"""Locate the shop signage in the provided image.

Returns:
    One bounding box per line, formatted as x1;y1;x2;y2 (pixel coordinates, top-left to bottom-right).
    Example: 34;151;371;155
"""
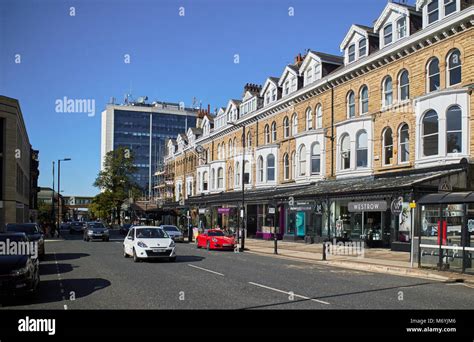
438;181;452;192
268;207;275;214
198;208;206;214
348;201;387;212
390;197;404;215
217;208;231;214
289;205;314;212
409;201;417;209
468;219;474;233
314;203;323;215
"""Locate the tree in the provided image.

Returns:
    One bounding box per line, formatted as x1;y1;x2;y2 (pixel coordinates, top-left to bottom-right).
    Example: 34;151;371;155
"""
93;147;141;224
89;191;114;221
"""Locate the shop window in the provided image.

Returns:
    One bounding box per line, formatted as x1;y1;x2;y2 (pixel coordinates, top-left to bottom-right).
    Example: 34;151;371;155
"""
267;154;275;181
305;107;313;131
347;91;355;118
257;156;264;182
422;110;439;156
356;130;368;168
311;143;321;175
360;85;369;115
446;105;462;154
447;49;461;87
399;123;410;163
382;127;393;165
427;58;440;92
399;70;410;101
299;145;307;176
340;134;351;170
283;153;290;180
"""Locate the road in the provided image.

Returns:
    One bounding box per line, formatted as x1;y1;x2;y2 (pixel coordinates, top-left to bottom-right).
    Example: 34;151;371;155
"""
1;230;473;310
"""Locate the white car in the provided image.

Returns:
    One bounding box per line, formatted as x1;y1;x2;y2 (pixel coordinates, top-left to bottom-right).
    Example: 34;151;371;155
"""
123;226;177;262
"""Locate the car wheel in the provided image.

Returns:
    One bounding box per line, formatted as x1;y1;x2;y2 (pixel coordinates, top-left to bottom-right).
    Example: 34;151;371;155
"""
106;237;110;242
133;248;139;262
169;256;176;262
206;241;211;251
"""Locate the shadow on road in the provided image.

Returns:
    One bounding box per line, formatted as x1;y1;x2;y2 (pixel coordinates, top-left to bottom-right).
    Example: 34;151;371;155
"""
145;255;205;263
43;253;89;262
39;263;75;276
0;278;111;307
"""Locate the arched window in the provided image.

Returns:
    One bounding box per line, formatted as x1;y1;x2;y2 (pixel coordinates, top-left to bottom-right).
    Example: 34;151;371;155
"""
348;44;356;63
356;130;368;168
283;116;290;138
227;167;233;189
347;91;355;118
446;105;462;153
315;104;322;129
233;137;237;155
305;107;313;130
360;86;369;115
311;143;321;175
299;145;307;176
216;143;220;159
422;110;439;156
427;58;440;92
264;124;270;144
211;169;216;190
382;127;393;165
383;76;393;106
359;38;367;57
399;123;409;163
267;154;275;181
271;121;277;142
399;70;409;101
447;49;461;86
235;162;240;187
217;167;224;189
383;24;393;45
244;161;250;184
291;151;296;179
283;153;290;180
257;156;264;182
197;172;201;192
340;134;351;170
246;131;252;149
292;113;298;136
228;139;233;157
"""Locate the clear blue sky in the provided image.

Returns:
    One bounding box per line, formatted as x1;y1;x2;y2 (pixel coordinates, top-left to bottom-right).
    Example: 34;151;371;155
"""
0;0;408;196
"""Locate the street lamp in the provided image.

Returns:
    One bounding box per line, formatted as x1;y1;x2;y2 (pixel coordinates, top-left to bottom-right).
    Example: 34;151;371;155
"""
57;158;71;234
228;122;246;252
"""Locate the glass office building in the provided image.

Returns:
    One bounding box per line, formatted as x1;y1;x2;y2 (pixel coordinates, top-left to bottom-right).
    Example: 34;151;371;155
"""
101;102;196;196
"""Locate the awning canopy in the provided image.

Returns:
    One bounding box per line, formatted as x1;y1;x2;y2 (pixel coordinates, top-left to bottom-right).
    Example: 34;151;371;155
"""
418;191;474;204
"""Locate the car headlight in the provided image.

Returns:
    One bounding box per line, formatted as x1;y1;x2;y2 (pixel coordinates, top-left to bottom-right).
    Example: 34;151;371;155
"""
169;241;176;248
212;238;218;243
137;241;148;248
11;266;28;276
87;230;93;235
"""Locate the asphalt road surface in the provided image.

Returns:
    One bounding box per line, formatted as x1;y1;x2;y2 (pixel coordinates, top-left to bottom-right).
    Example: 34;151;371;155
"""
1;230;473;310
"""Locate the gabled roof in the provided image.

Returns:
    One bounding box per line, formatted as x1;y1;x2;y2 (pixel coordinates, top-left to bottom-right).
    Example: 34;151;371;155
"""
187;127;202;137
178;133;188;143
278;65;299;87
340;24;377;51
374;2;420;32
260;77;280;97
416;0;429;10
299;51;344;73
167;138;177;146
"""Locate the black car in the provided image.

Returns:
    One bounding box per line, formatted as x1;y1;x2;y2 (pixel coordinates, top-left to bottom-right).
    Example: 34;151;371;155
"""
0;233;40;297
5;223;45;260
83;222;110;242
119;224;132;235
69;221;85;234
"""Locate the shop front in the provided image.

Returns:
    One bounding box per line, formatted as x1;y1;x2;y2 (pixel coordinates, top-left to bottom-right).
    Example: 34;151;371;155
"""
418;192;474;274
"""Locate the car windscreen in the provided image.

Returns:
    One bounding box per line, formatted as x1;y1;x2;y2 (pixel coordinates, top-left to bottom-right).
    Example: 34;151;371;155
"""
89;223;105;228
136;228;168;239
71;222;83;226
162;226;179;232
6;224;38;234
208;231;225;236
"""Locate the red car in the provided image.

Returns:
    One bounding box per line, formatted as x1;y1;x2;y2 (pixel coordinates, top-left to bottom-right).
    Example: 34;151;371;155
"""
196;229;236;250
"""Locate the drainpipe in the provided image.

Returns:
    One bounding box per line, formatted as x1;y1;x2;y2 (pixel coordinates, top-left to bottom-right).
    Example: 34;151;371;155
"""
330;83;335;178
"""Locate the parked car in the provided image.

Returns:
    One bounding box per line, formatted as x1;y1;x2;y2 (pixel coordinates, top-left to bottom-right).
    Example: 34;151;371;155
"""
83;222;109;242
0;232;40;297
69;221;85;234
60;221;71;230
123;226;176;262
5;223;45;260
196;229;236;250
159;225;184;242
119;224;132;236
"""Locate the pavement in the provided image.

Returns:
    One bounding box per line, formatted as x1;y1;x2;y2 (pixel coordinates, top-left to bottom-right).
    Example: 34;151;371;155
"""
0;230;473;310
243;238;474;284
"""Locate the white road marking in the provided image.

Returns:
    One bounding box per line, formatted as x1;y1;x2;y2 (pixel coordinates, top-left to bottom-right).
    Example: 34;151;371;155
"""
187;264;224;276
446;282;474;289
64;304;68;310
248;281;330;305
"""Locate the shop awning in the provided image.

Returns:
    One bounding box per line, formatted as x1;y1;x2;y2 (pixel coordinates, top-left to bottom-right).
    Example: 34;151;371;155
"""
418;191;474;204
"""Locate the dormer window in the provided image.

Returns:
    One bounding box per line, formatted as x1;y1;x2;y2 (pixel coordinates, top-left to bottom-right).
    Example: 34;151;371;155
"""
444;0;456;16
271;88;276;101
383;24;393;45
428;0;439;24
290;77;297;92
284;81;290;95
348;44;356;63
358;38;367;58
397;17;407;39
306;68;313;84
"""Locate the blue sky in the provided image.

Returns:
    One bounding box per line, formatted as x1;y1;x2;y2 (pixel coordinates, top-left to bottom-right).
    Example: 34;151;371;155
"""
0;0;409;196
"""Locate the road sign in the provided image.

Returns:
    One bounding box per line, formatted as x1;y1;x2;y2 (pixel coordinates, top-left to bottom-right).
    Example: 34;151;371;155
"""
409;201;416;209
268;207;275;214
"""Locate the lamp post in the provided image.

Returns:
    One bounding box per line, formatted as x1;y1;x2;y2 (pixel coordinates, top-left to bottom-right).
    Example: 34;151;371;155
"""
57;158;71;234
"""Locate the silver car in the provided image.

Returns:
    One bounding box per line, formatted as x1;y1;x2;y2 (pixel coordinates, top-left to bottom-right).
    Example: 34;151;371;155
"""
159;225;184;242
